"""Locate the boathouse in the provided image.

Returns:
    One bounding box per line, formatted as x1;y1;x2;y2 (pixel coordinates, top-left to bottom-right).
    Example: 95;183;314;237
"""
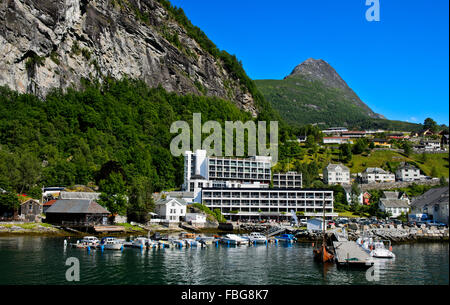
44;199;110;226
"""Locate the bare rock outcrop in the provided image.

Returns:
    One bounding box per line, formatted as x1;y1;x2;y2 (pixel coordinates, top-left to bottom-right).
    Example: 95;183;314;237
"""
0;0;257;116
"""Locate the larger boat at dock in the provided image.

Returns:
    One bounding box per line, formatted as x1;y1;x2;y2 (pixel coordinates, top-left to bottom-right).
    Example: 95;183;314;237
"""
356;237;395;259
220;234;248;245
99;237;123;250
248;232;268;244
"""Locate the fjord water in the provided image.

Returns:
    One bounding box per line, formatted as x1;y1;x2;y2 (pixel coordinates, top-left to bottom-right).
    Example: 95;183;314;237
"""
0;237;448;285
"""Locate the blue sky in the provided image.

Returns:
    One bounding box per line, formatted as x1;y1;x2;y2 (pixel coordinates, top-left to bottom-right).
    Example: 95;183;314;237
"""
170;0;449;125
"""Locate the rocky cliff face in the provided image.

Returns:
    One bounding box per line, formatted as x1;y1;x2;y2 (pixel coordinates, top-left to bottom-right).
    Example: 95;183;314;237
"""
287;58;384;119
0;0;257;115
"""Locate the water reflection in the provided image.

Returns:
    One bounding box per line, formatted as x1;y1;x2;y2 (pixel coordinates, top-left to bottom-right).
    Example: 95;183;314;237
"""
0;237;448;285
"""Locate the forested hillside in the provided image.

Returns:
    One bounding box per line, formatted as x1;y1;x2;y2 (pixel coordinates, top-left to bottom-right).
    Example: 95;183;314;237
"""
0;79;257;196
256;59;422;131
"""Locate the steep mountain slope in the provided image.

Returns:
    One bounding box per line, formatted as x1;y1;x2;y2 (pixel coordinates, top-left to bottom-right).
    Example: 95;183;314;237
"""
255;58;420;129
0;0;260;115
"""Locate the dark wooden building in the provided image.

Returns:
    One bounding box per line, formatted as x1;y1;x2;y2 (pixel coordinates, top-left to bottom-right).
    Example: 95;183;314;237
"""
20;199;42;222
45;199;110;226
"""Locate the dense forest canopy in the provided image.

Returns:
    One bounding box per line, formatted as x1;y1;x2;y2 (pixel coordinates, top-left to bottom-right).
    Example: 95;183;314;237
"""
0;78;275;196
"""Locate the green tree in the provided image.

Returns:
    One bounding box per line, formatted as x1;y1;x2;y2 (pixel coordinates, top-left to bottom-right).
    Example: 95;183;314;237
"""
351;182;361;205
402;141;413;157
431;166;439;178
0;193;20;213
339;143;352;163
423;118;438;132
98;172;128;216
127;176;155;223
352;138;368;155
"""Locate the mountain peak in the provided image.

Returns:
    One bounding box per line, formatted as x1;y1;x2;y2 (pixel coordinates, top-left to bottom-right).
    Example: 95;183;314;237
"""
287;58;350;91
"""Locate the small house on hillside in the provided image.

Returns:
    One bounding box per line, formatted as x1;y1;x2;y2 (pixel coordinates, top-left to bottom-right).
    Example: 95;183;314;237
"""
342;185;363;205
395;163;422;182
360;167;395;184
323;163;350;185
379;191;410;218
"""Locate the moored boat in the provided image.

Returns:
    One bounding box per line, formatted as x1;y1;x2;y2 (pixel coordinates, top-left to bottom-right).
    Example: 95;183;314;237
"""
183;239;198;247
131;237;150;249
195;235;215;245
356;237;395;259
274;234;296;243
99;237;123;250
220;234;247;245
248;232;268;244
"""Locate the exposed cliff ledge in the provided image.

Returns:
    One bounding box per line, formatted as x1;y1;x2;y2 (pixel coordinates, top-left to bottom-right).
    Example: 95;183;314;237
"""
0;0;257;116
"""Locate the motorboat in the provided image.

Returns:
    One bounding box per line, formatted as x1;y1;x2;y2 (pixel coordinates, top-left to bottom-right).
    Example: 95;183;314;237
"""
99;237;123;250
157;240;171;248
146;239;158;249
195;235;216;245
220;234;247;245
248;232;268;244
151;232;169;241
70;236;100;249
274;234;296;243
80;236;100;246
180;232;196;239
356;237;395;259
131;237;150;249
171;239;186;247
183;239;198;247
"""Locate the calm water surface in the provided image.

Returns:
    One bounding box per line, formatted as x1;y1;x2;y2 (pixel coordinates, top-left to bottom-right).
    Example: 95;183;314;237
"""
0;236;448;285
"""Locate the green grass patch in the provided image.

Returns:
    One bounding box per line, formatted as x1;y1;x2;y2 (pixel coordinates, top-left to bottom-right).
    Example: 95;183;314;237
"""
116;223;144;231
39;223;53;228
411;153;449;178
338;211;364;218
18;223;37;230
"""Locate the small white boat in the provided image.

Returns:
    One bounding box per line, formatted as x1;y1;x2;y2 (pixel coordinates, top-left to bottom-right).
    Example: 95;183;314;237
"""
195;236;216;245
184;239;198;247
100;237;123;250
171;239;186;247
220;234;247;245
80;236;100;246
146;239;158;248
357;237;395;259
248;232;268;244
131;237;150;249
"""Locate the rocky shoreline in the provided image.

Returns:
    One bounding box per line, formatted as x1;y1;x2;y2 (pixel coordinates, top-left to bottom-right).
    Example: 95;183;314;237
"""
1;222;448;244
294;226;449;244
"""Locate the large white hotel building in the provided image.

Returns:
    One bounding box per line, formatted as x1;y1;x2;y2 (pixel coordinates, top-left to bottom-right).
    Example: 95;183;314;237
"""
182;150;336;220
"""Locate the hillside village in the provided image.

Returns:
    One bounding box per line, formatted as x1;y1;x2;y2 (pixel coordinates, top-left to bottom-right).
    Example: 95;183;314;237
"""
1;121;448;233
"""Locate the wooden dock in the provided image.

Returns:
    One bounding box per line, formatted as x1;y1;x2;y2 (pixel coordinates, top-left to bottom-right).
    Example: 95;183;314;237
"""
333;241;374;267
93;226;125;233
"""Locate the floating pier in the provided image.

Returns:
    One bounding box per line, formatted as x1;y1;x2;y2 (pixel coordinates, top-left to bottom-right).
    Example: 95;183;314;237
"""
333;241;374;267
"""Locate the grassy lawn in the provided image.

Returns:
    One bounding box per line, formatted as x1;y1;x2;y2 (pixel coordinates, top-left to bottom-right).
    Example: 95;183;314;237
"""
116;223;145;232
337;211;367;218
349;150;409;173
411;153;449;178
283;148;449;178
